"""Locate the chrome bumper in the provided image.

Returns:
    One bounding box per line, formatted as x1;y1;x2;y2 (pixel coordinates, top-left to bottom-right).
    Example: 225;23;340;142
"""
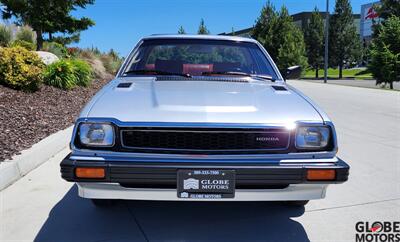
77;182;328;201
61;153;349;201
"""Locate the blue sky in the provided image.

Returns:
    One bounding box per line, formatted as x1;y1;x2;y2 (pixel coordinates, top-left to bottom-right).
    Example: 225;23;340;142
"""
2;0;374;56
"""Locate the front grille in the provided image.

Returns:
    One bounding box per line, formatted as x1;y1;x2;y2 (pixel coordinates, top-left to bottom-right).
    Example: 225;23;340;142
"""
120;128;290;154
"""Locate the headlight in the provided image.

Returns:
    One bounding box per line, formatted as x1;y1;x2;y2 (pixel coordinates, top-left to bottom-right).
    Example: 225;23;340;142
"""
79;123;114;146
295;126;330;149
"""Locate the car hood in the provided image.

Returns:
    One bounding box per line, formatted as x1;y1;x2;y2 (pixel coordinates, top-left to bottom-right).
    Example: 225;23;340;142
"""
82;77;323;125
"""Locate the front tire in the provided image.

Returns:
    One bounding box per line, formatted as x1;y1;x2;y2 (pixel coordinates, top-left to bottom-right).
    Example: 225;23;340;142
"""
285;200;309;206
91;199;115;207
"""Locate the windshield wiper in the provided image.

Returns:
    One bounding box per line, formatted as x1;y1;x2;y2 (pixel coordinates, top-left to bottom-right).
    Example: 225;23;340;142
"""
202;71;275;82
124;69;191;78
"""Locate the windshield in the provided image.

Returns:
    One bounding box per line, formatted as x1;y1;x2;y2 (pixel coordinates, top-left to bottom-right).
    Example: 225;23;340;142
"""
122;38;279;79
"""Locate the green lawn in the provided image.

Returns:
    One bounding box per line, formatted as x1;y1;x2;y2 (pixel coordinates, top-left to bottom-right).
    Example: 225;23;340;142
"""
304;68;373;79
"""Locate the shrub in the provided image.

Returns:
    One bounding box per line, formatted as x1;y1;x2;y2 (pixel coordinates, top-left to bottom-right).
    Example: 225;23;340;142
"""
0;47;45;91
76;48;121;79
10;40;36;51
44;60;77;90
100;54;122;74
85;57;109;79
0;25;12;47
67;47;79;57
77;50;107;79
42;42;68;58
102;49;123;74
78;48;98;59
70;59;93;87
44;59;93;90
15;26;36;44
368;16;400;89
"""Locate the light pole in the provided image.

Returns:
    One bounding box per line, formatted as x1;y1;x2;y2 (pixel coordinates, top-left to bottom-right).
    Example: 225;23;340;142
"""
324;0;330;83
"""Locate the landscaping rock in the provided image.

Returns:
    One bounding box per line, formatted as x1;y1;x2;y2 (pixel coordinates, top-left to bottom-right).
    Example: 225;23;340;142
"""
35;51;59;65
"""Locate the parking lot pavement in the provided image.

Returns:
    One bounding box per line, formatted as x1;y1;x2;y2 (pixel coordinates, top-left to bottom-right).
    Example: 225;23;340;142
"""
300;78;400;91
1;80;399;242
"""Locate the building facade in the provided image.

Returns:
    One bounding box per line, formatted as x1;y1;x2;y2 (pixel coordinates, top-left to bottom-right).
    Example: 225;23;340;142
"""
220;11;362;37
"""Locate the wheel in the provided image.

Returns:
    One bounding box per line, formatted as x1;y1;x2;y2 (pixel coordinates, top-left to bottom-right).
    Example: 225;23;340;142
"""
91;199;115;207
284;200;309;206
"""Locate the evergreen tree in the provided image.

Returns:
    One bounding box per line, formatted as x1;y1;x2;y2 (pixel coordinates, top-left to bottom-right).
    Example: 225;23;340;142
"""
375;0;400;20
371;0;400;38
252;3;307;72
197;19;210;35
304;7;324;78
368;16;400;89
0;0;95;50
251;1;279;60
276;7;308;71
328;0;361;78
178;26;186;34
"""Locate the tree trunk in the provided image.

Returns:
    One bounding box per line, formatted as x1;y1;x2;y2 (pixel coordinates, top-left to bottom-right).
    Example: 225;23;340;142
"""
315;66;319;79
49;32;53;41
390;82;393;89
339;64;343;79
36;30;44;51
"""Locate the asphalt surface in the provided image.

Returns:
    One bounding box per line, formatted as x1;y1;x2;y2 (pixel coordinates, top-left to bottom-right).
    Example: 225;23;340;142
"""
301;78;400;91
1;80;399;242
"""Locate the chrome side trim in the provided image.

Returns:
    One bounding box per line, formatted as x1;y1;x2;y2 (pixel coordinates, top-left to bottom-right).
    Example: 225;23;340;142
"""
70;118;337;160
69;156;105;161
120;129;289;133
75;117;302;128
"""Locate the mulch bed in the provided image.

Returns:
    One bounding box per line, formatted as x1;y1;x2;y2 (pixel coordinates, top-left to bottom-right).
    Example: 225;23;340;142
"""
0;79;110;161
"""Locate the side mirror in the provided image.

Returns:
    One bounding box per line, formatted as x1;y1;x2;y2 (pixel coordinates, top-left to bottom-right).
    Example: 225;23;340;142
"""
284;66;302;80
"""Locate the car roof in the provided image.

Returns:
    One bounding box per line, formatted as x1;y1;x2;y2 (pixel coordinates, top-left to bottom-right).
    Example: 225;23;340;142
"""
142;34;258;43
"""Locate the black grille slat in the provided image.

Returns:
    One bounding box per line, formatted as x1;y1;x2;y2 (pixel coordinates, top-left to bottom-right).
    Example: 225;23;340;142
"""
121;128;290;153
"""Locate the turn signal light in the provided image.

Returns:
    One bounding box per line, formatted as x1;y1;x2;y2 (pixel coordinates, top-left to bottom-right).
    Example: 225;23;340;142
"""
307;169;336;181
75;167;105;179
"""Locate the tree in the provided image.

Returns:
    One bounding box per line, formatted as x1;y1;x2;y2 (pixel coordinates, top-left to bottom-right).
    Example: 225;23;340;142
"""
368;16;400;89
252;3;307;72
178;26;186;34
52;33;81;45
371;0;400;38
328;0;361;78
251;1;279;60
0;0;95;50
276;7;308;71
197;18;210;35
304;7;324;78
374;0;400;20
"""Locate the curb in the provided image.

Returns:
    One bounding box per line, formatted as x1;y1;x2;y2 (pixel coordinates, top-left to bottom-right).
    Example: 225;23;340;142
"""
0;126;73;191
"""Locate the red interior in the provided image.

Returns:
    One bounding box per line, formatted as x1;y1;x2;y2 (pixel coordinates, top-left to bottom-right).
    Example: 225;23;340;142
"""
145;64;155;70
145;63;213;75
183;64;213;75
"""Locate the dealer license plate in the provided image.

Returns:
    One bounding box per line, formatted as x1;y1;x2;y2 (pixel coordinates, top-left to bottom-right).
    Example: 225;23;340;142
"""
177;170;235;199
